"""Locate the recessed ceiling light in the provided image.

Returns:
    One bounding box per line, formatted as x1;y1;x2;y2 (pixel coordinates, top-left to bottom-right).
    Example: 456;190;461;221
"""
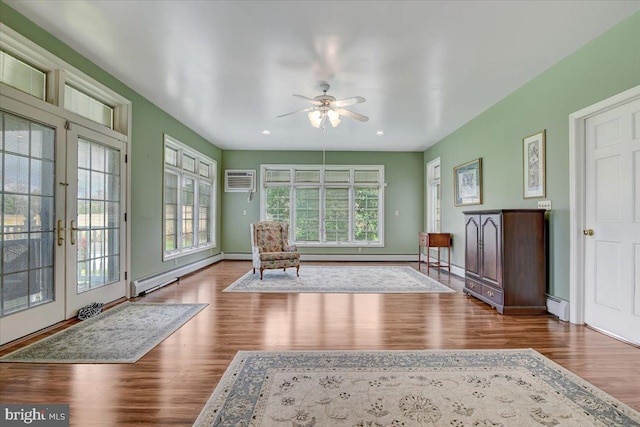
376;130;384;136
261;130;271;135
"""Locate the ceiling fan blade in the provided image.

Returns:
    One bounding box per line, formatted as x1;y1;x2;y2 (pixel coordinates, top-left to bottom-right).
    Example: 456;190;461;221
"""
293;94;322;105
331;96;366;108
277;107;314;118
336;108;369;122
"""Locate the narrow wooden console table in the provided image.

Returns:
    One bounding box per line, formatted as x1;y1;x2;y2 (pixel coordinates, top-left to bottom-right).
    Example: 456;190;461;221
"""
419;232;451;273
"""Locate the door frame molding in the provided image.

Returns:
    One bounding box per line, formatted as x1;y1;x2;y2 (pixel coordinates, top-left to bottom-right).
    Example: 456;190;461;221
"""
568;84;640;324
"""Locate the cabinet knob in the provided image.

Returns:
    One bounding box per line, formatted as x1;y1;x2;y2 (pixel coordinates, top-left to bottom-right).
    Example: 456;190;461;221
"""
583;229;594;236
487;290;494;297
469;283;475;289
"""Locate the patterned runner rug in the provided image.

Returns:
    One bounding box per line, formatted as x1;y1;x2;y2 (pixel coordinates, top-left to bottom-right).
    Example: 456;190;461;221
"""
0;302;207;363
194;349;640;426
223;265;454;293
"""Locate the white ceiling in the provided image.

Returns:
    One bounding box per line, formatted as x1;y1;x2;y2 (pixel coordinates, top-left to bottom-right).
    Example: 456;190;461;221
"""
6;1;640;152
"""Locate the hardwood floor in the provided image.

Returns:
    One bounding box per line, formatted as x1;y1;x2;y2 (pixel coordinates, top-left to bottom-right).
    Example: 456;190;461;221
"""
1;260;639;425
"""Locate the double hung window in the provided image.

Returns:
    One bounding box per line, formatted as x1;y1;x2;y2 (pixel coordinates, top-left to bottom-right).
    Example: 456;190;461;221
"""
163;135;216;259
261;165;384;246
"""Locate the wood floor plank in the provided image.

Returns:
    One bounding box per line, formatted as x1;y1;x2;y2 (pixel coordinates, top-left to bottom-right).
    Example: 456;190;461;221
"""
1;260;638;425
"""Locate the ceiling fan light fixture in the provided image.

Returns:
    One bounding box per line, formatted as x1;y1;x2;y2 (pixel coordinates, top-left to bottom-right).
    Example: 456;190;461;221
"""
308;110;322;128
280;83;367;129
327;109;341;127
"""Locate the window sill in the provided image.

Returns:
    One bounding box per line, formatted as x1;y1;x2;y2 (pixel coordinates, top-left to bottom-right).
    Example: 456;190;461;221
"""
163;244;216;261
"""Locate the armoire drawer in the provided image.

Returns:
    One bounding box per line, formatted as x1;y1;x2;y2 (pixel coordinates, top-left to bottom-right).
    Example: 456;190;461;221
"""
465;279;482;294
482;286;503;305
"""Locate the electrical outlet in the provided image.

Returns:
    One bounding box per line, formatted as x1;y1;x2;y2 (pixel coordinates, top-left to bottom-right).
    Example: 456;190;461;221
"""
537;200;552;210
242;210;247;216
394;210;399;216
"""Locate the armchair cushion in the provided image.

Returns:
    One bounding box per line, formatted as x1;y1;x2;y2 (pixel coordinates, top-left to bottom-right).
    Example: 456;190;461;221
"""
260;251;301;262
255;222;286;253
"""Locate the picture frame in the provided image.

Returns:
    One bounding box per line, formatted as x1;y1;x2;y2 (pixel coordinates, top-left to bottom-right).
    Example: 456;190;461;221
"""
453;158;482;206
523;130;546;199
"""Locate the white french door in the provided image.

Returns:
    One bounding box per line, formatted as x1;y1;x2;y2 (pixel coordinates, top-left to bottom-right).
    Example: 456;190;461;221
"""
1;99;127;344
65;124;126;318
0;103;67;344
584;97;640;345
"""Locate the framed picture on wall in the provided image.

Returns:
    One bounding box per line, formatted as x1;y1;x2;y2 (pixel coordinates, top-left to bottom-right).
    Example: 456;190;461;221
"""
453;158;482;206
523;130;546;198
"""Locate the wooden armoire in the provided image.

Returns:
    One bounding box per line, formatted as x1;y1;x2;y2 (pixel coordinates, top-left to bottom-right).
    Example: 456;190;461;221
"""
463;209;547;314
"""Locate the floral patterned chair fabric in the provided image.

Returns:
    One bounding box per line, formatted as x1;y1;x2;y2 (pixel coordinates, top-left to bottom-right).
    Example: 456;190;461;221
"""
251;221;300;280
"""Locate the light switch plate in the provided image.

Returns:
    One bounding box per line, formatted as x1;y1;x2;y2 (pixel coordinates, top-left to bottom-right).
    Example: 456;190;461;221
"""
537;200;552;210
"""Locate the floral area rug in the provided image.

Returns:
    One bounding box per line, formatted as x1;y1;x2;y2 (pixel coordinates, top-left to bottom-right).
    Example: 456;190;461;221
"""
223;265;454;293
194;349;640;426
0;302;207;363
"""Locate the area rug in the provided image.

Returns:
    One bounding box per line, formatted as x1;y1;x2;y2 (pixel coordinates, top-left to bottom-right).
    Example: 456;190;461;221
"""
0;302;207;363
194;349;640;426
223;265;454;293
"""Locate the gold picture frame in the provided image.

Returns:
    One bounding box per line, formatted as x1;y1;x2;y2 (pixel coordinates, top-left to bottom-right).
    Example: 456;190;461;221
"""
453;158;482;206
523;130;546;199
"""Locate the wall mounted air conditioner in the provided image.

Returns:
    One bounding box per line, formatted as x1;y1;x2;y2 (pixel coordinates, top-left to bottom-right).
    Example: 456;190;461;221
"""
225;169;256;192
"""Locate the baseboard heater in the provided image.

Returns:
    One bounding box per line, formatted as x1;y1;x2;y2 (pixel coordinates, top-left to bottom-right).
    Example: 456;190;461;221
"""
546;294;569;321
131;254;223;297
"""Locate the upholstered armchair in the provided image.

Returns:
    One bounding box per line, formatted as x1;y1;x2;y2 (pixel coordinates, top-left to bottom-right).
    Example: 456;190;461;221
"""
251;221;301;280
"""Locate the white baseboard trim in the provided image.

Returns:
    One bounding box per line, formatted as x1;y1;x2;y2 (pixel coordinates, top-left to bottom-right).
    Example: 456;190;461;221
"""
301;254;417;261
422;255;465;278
223;253;252;260
546;295;570;321
131;253;224;296
223;253;420;262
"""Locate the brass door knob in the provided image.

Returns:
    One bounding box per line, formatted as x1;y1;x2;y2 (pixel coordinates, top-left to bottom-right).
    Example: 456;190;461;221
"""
583;229;594;236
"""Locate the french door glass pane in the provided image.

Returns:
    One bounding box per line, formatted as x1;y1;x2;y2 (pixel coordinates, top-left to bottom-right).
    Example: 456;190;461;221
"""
325;188;349;242
76;138;120;293
295;188;319;242
1;112;55;316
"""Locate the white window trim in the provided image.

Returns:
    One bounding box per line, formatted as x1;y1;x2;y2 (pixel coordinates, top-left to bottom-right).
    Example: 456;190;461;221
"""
260;164;385;247
426;157;441;233
163;134;217;260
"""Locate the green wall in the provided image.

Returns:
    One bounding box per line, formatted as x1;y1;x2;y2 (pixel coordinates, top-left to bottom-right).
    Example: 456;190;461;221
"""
424;11;640;300
1;2;224;281
222;150;424;255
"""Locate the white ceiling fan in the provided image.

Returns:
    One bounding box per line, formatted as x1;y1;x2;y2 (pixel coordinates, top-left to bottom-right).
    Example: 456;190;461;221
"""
277;81;369;128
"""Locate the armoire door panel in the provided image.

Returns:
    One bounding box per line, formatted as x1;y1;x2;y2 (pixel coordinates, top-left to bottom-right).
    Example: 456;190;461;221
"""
465;215;480;279
481;214;502;288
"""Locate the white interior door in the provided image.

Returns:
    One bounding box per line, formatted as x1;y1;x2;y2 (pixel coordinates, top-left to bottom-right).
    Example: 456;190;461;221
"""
65;123;126;318
584;98;640;345
0;104;66;344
